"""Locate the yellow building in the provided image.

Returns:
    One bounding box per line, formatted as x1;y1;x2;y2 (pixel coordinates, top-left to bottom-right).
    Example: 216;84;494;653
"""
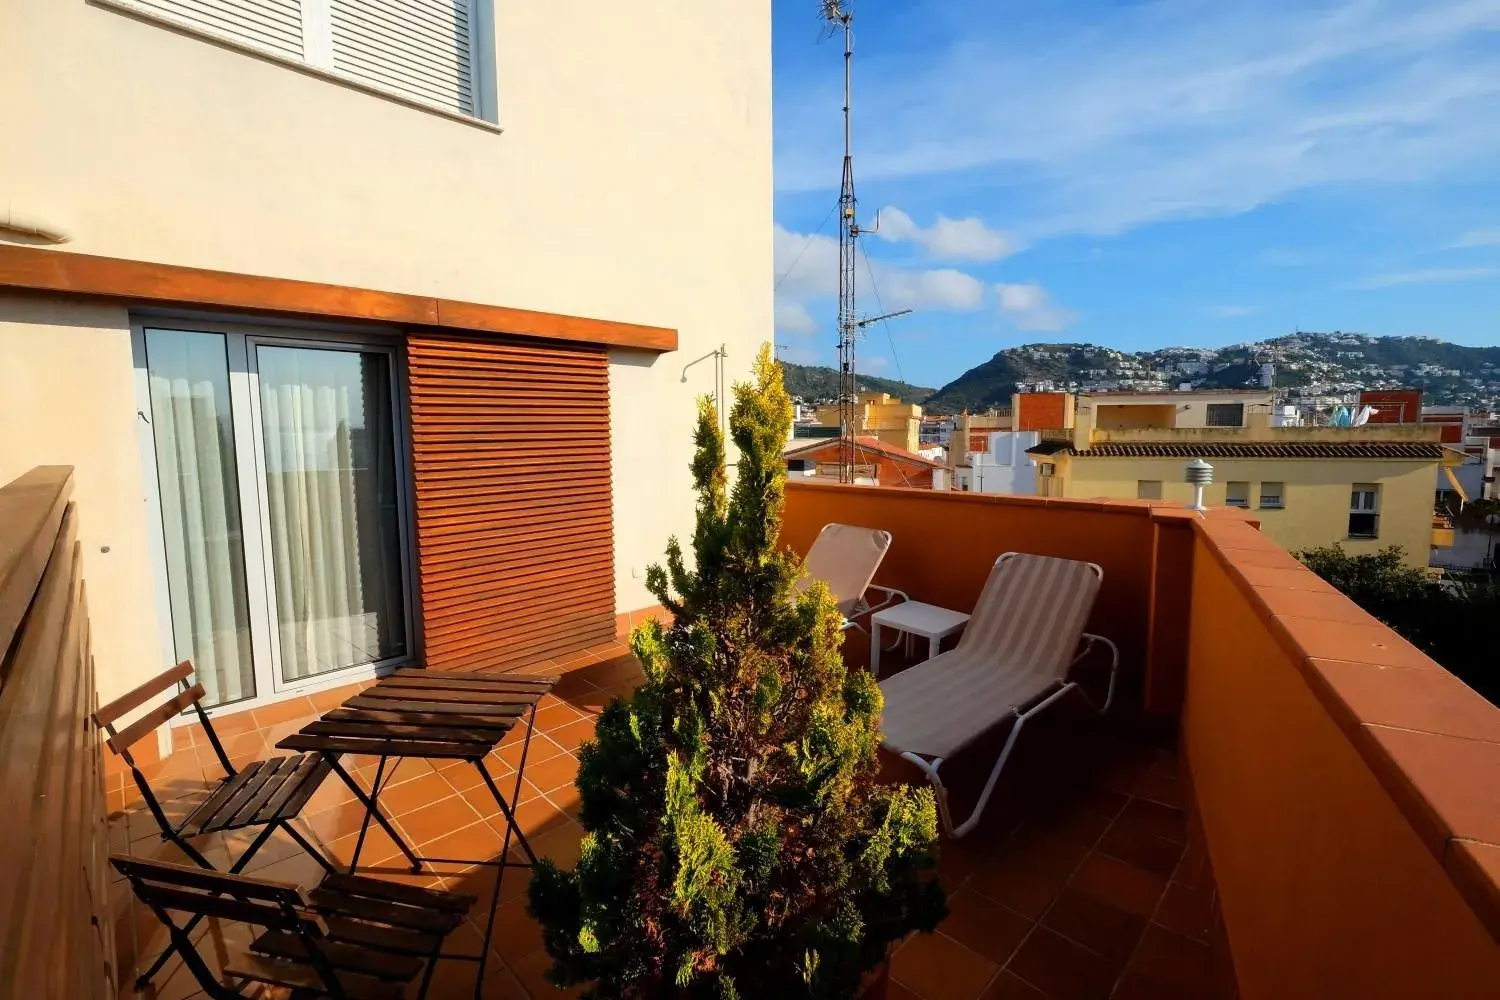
815;392;923;453
1026;394;1456;567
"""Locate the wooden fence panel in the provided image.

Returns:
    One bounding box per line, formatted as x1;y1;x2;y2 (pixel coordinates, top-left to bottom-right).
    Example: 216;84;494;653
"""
0;466;114;999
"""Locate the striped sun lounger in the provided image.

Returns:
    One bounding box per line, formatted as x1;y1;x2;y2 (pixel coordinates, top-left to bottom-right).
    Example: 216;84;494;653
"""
878;552;1118;838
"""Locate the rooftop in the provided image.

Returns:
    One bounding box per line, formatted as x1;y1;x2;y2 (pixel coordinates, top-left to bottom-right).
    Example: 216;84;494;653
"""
1030;440;1450;459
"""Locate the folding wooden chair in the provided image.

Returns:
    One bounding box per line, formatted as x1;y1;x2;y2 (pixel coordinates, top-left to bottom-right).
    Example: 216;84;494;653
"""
112;855;474;1000
96;660;338;987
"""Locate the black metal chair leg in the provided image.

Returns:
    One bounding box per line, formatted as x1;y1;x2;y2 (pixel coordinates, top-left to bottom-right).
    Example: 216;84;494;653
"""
135;822;280;988
327;754;422;873
280;818;338;876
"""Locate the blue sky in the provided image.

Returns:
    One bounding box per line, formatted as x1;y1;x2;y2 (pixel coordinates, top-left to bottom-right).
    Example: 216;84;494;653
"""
771;0;1500;388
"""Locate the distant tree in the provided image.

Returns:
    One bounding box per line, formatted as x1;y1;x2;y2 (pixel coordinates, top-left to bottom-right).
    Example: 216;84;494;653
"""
1296;544;1498;707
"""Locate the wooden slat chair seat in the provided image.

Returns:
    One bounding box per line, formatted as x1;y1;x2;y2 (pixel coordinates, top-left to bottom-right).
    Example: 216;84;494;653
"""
111;856;475;1000
180;753;333;837
93;660;338;989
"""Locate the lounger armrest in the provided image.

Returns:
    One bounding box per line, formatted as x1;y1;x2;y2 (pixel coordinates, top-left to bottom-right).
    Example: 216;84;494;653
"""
863;585;908;615
1071;633;1119;715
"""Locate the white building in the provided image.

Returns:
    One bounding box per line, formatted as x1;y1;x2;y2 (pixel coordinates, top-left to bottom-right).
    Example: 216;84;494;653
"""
954;431;1041;494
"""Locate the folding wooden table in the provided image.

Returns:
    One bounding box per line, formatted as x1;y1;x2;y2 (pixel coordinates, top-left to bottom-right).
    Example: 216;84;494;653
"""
276;667;558;999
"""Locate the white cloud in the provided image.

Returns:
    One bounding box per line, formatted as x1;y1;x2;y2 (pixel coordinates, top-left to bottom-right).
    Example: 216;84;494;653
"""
775;1;1500;238
1356;267;1499;288
1212;305;1257;318
774;222;987;339
775;301;819;337
1452;229;1500;248
876;207;1015;262
996;282;1076;332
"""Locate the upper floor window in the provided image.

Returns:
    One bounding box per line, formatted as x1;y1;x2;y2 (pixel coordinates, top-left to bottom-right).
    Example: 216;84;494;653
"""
1349;485;1380;538
1225;481;1250;508
1205;402;1245;427
105;0;491;120
1137;480;1163;500
1259;482;1284;509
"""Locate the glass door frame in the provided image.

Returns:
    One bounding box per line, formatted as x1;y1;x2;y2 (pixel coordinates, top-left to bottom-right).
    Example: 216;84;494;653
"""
131;313;419;720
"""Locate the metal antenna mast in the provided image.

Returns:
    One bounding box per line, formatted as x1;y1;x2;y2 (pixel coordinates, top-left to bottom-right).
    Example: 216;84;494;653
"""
823;0;861;483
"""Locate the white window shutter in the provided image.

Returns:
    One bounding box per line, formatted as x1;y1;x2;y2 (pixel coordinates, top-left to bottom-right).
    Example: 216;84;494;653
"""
328;0;475;115
120;0;305;61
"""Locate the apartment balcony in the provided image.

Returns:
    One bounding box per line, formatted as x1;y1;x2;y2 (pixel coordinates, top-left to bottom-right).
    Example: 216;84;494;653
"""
4;470;1499;1000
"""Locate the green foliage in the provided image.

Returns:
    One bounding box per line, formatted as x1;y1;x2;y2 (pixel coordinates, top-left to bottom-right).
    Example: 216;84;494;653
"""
529;345;946;998
1296;543;1499;708
779;362;935;405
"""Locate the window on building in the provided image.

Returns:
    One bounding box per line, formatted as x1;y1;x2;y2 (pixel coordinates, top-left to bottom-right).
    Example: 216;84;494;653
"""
138;322;413;708
1225;482;1250;508
104;0;493;121
1205;403;1245;427
1260;482;1284;509
1137;480;1163;500
1349;485;1380;538
1039;462;1057;477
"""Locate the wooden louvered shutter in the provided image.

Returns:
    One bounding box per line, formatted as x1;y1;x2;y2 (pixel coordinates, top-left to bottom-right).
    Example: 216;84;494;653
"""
407;334;616;672
112;0;304;60
329;0;476;116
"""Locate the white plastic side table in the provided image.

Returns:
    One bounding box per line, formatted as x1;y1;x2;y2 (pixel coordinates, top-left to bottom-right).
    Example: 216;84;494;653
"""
870;601;970;678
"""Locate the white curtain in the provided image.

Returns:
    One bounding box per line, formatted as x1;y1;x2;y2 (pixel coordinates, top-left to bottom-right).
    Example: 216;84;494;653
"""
149;368;255;706
259;379;369;681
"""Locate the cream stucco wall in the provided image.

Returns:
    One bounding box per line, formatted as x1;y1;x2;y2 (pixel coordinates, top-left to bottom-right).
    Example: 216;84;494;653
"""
1057;455;1439;567
0;296;166;703
0;0;772;698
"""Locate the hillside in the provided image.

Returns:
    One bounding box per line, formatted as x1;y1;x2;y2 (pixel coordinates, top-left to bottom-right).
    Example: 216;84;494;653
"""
921;332;1500;414
780;362;935;404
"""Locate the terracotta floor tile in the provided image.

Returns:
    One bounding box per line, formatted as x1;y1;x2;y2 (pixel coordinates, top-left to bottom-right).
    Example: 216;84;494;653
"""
488;896;546;962
1005;927;1118;1000
549;718;600;752
489;793;568;843
397;794;484;848
1041;887;1146;966
525;751;581;794
510;944;585;999
249;695;317;729
379;771;462;817
534;701;586;733
938;887;1033;966
889;981;923;1000
1114;798;1187;845
1021;788;1113;842
1124;924;1216;999
966;829;1091;920
497;730;565;769
441;758;512;794
891;930;998;1000
520;821;584;870
302;798;380;843
1069;854;1167;918
545;780;583;819
1133;769;1186;809
420;819;510;870
327;825;407;871
979;972;1050;1000
1153;882;1215;943
1096;823;1184;879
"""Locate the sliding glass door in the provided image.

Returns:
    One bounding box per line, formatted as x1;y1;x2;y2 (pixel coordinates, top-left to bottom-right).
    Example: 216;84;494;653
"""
139;323;412;709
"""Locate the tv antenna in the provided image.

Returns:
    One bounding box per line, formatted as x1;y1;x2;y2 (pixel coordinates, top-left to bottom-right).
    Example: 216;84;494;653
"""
820;1;910;482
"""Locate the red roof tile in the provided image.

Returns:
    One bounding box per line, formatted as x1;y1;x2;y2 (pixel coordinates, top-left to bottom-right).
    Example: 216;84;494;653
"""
1027;441;1447;460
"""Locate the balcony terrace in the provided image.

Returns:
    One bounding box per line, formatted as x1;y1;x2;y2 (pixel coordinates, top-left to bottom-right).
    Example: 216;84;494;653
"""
3;470;1497;1000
